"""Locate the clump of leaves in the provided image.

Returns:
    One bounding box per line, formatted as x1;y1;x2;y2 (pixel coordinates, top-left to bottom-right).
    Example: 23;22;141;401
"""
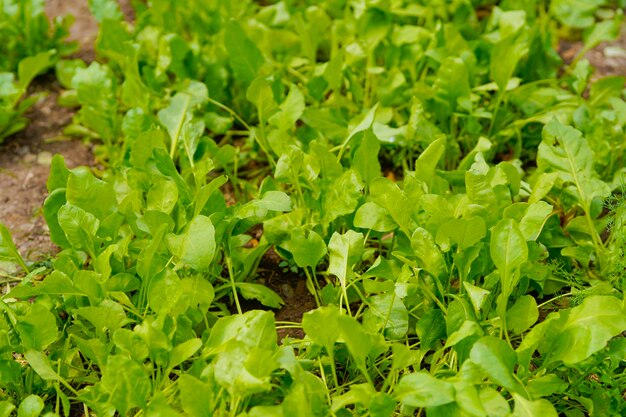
1;0;626;416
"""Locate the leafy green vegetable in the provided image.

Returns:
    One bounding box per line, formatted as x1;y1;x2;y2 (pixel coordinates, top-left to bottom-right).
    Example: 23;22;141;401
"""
2;1;626;416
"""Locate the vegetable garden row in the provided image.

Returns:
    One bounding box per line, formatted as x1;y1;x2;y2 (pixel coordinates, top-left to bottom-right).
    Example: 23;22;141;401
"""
1;1;625;416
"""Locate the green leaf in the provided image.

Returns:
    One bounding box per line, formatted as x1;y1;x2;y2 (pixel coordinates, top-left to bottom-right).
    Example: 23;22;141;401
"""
268;84;305;131
214;345;275;397
282;228;327;269
517;202;553;241
17;51;53;89
247;77;278;124
194;175;228;217
511;394;558;417
147;270;184;316
322;169;364;224
444;320;483;349
16;395;44;417
327;230;364;286
224;21;265;83
181;275;215;311
43;189;70;248
113;329;149;362
491;32;529;93
463;282;490;314
550;0;606;28
436;217;486;252
0;223;28;272
166;215;216;270
347;104;379;144
528;172;559;204
414;136;446;188
469;336;523;394
152;148;193;202
178;375;215;417
168;338;202;369
147;179;178;215
394;372;455;408
95;18;132;63
526;374;569;399
479;387;510;416
433;57;471;119
583;11;623;52
16;304;58;351
411;228;448;279
506;295;538;334
369;178;412;234
57;204;100;256
358;7;391;49
206;310;276;352
537;120;610;211
589;76;625;107
158;92;192;157
46;154;71;192
66;167;117;221
453;381;487;417
301;108;348;140
0;402;16;417
88;0;123;22
490;218;527;297
352;129;381;187
302;306;341;355
363;292;409;340
236;282;284;309
257;191;292;212
99;355;151;415
354;202;396;232
415;309;446;352
337;314;375;375
546;296;626;366
24;350;61;382
71;62;118;140
75;300;131;333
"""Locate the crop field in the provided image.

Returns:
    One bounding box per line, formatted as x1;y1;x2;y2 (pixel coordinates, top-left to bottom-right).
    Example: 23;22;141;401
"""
1;1;626;416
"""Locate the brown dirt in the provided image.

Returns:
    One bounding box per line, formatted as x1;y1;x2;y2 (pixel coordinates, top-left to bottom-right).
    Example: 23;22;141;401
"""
236;249;317;341
0;79;93;262
260;268;317;341
560;24;626;78
46;0;99;62
0;0;131;265
46;0;135;62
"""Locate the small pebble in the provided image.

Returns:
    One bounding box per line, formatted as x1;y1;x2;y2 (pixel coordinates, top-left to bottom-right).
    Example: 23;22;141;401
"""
281;283;295;299
37;151;53;166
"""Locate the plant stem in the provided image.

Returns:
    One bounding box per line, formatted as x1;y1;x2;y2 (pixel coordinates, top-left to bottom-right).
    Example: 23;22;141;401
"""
208;98;251;131
226;255;242;315
304;267;321;307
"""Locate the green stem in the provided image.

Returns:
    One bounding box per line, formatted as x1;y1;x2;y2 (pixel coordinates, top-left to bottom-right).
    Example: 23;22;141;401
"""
328;352;340;391
415;269;447;313
226;256;242;315
487;92;504;137
304;267;321;307
208;98;251;131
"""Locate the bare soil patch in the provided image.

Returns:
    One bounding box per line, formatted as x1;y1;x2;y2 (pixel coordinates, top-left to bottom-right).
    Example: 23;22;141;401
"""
560;24;626;78
0;1;134;263
0;79;92;261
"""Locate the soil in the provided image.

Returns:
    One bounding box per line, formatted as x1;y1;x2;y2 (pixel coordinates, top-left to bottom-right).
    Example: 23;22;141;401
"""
0;78;93;261
560;24;626;79
0;0;134;264
46;0;99;62
258;267;317;342
234;248;318;341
